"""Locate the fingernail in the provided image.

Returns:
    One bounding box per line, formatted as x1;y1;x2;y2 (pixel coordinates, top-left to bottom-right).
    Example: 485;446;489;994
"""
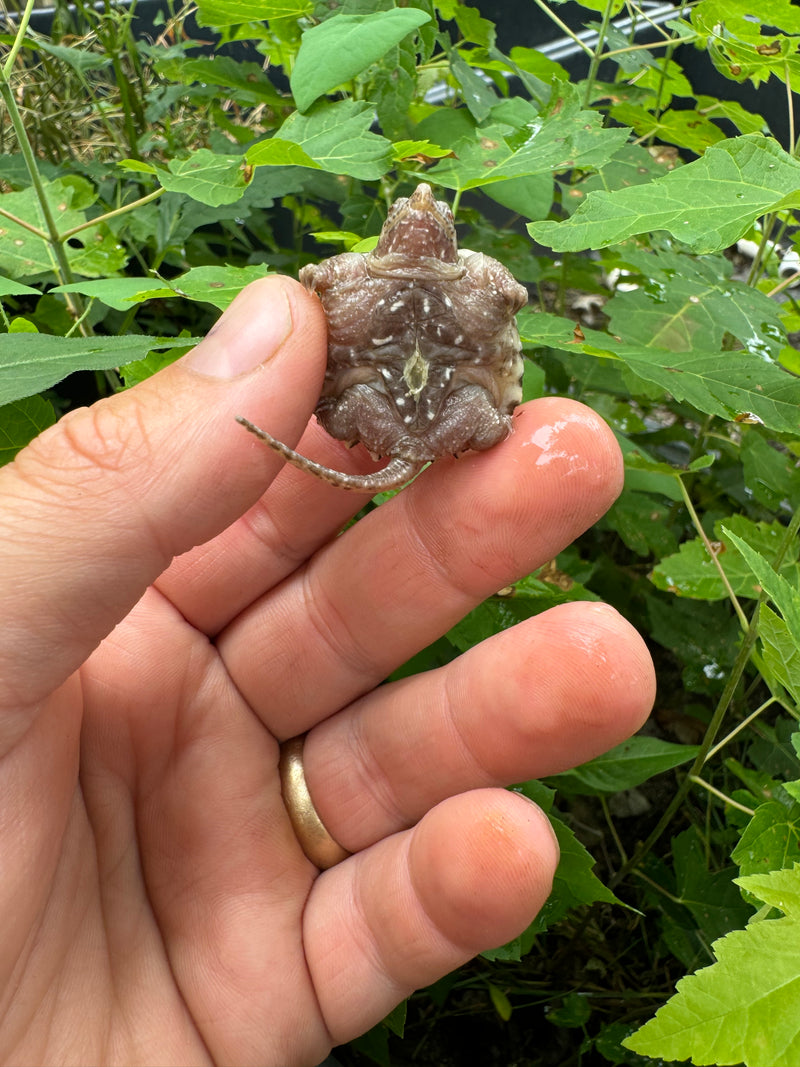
184;277;293;379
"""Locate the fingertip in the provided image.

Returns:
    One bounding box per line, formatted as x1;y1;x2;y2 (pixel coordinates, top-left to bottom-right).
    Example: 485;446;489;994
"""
409;789;558;955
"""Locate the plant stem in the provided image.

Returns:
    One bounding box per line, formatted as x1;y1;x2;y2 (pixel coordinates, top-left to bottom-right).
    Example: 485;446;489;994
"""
0;205;49;239
582;0;616;108
1;0;36;79
60;187;164;239
611;501;800;889
0;11;86;322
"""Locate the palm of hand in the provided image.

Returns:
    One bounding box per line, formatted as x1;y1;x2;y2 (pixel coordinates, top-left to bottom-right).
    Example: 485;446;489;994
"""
0;278;654;1067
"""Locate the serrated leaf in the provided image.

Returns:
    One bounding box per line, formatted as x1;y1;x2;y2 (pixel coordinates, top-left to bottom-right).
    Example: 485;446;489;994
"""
528;816;620;935
606;248;785;361
624;864;800;1067
0;394;56;464
519;310;800;435
152;149;251;206
155;54;285;104
651;515;800;600
723;527;800;633
733;800;800;877
741;431;800;511
270;100;392;180
290;9;430;112
0;179;126;280
759;605;800;708
0;333;199;405
529;134;800;254
547;737;699;796
430;90;630;192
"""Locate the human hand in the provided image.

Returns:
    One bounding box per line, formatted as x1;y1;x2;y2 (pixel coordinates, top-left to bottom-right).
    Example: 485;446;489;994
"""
0;277;655;1066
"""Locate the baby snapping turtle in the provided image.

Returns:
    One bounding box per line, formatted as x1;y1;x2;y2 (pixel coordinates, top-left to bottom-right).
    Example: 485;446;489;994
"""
237;183;528;492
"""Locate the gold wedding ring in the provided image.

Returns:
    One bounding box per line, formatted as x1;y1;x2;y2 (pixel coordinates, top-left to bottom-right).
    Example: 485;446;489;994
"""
279;736;350;870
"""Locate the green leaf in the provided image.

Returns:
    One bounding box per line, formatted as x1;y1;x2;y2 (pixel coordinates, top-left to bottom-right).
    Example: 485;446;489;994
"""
245;138;320;170
547;737;699;796
195;0;312;29
723;526;800;633
155;54;286;104
519;309;800;436
167;264;272;309
290;9;431;112
266;100;392;180
0;333;200;406
529;134;800;254
0;276;41;297
430;89;630;192
0;179;126;280
624;864;800;1066
488;984;513;1022
741;431;800;511
0;394;56;465
732;801;800;877
153;149;251;206
546;991;591;1028
51;278;170;310
607;248;786;359
528;816;620;935
651;515;800;601
759;605;800;709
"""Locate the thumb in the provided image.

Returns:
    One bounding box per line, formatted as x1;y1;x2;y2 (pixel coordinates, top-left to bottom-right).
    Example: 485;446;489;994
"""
0;276;326;712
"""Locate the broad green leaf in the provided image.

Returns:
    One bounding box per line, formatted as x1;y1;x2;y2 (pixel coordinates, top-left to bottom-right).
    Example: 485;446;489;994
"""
0;334;199;406
672;829;754;942
604;490;678;559
741;431;800;511
547;737;699;796
164;264;271;309
759;605;800;708
651;515;800;600
0;180;126;280
0;394;56;464
373;39;417;141
611;103;726;154
563;142;680;212
31;39;111;74
391;139;451;161
290;10;431;112
529;134;800;254
647;594;740;695
52;278;169;310
245;138;320;172
153;149;251;206
0;277;40;297
195;0;312;28
625;864;800;1066
270;100;392;180
723;527;800;633
527;816;620;935
430;89;630;191
519;310;800;435
733;800;800;877
155;55;286;105
54;267;270;312
606;248;785;360
693;0;800;37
